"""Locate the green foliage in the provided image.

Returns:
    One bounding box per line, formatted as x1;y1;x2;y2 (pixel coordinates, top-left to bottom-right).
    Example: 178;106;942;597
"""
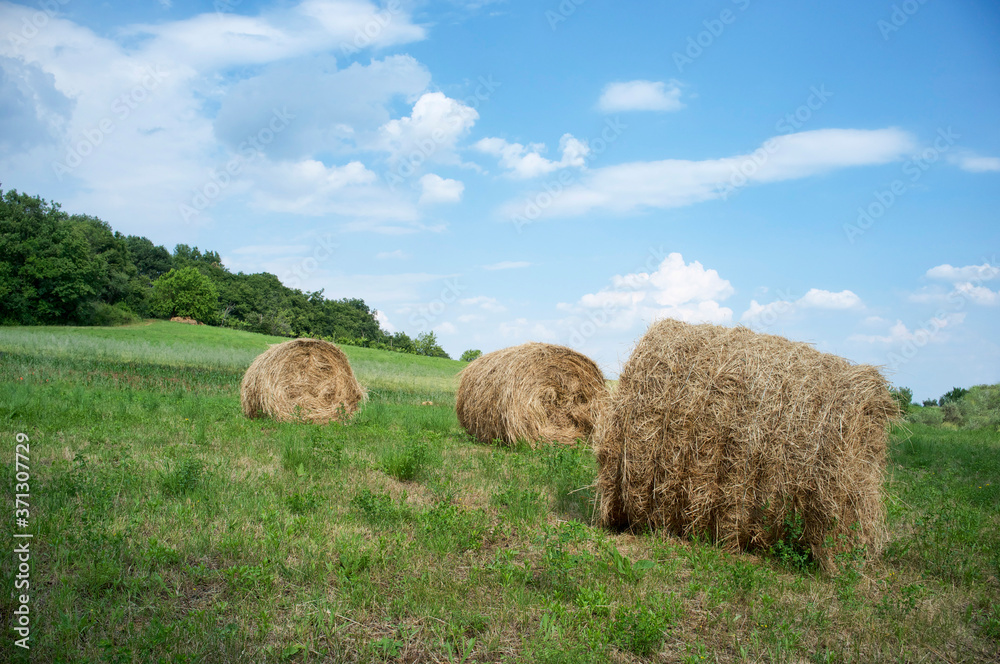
941;386;970;404
890;386;913;414
160;458;205;497
0;185;455;351
769;511;816;573
379;437;431;481
607;600;672;656
911;384;1000;430
415;331;450;359
150;267;220;323
460;349;482;362
907;405;944;427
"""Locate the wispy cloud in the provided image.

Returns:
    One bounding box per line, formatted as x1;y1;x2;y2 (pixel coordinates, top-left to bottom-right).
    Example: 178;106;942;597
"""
597;80;684;113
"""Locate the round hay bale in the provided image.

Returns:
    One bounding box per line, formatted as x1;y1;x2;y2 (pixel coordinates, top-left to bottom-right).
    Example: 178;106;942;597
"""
456;342;608;446
596;319;899;570
240;338;365;423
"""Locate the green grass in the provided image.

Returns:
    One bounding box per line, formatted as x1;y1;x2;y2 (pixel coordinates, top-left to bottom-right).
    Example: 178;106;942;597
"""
1;322;998;663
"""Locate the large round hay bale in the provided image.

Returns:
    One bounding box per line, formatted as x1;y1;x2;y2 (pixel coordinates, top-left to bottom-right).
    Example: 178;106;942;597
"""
596;319;898;570
456;342;608;446
240;338;365;423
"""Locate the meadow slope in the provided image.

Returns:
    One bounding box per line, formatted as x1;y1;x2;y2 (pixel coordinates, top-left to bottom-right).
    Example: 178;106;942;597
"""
1;321;997;663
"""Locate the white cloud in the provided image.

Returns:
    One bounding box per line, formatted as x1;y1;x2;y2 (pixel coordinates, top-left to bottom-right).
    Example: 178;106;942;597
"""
925;262;1000;283
597;80;684;113
457;314;485;323
460;296;506;313
248;158;421;221
740;288;862;326
0;3;430;237
502;128;915;219
953;282;1000;306
434;322;457;334
376;92;479;166
740;298;794;324
849;313;966;345
376;250;408;259
474;133;589;178
418;173;464;204
213;55;431;160
947;152;1000;173
375;310;397;333
570;253;734;328
797;288;863;309
483;261;530;270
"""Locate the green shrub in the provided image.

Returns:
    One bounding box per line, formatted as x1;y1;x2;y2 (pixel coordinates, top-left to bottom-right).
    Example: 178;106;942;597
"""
88;301;140;326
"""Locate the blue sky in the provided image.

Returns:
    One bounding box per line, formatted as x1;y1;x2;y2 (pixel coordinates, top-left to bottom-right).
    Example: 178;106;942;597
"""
1;0;998;401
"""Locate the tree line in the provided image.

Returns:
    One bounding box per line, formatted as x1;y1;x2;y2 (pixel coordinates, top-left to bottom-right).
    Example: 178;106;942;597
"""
0;186;451;358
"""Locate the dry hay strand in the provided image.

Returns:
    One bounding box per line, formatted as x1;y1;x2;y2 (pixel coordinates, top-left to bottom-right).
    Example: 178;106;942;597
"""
595;319;899;571
240;338;366;423
455;342;608;446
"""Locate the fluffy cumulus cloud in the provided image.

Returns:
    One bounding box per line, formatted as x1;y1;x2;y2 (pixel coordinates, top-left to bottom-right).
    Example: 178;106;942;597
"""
741;288;862;326
597;80;684;113
919;262;1000;307
474;133;589;178
0;1;434;237
502;128;915;219
925;262;1000;283
418;174;464;204
375;310;397;333
376;92;479;167
567;253;735;329
213;55;431;160
797;288;863;309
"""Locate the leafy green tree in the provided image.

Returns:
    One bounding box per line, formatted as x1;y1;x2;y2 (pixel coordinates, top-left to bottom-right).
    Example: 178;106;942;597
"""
150;267;219;322
0;188;102;324
890;386;913;414
125;235;173;281
940;387;969;404
415;331;450;359
460;349;482;362
922;399;938;408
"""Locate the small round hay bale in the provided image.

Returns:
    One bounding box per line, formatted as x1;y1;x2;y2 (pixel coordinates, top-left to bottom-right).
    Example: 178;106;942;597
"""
596;319;898;570
455;342;608;446
240;338;365;423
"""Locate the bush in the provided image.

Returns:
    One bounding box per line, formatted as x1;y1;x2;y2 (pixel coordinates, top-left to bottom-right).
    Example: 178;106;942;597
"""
151;267;218;323
908;406;944;427
87;301;140;326
461;349;482;362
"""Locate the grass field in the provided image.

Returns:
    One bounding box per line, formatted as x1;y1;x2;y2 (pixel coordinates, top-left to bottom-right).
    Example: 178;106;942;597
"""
1;321;998;663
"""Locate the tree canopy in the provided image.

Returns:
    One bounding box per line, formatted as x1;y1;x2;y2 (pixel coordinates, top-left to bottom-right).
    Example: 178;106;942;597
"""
0;186;450;358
